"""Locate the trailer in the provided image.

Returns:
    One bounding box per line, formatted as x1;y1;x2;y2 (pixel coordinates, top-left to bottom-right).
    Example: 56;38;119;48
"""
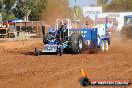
0;21;16;38
35;18;111;56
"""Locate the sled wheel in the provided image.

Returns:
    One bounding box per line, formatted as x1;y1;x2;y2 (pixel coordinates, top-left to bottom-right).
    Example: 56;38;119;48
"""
35;48;40;56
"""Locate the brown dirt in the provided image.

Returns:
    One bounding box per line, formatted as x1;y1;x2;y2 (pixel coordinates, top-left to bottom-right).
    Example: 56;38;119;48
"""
0;37;132;88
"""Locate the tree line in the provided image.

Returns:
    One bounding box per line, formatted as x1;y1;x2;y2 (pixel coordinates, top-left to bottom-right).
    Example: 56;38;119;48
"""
0;0;47;21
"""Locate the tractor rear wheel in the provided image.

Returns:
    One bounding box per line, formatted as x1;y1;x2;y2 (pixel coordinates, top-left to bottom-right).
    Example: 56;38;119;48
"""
69;34;83;54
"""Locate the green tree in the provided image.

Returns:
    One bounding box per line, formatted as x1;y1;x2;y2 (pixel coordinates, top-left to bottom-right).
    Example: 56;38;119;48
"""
0;0;3;12
3;0;16;14
29;0;47;21
13;0;47;21
0;0;16;20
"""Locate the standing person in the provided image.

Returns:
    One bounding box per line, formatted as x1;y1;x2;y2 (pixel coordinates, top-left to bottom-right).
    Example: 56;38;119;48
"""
85;20;93;28
85;20;89;28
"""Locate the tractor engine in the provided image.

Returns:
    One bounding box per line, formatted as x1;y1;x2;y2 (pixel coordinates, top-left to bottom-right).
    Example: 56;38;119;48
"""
44;30;57;45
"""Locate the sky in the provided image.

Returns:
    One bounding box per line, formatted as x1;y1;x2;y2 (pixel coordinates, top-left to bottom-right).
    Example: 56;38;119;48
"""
68;0;96;8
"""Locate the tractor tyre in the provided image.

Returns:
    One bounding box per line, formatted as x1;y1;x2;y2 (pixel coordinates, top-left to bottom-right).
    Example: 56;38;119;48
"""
12;34;15;38
69;34;83;54
35;48;40;56
10;34;15;38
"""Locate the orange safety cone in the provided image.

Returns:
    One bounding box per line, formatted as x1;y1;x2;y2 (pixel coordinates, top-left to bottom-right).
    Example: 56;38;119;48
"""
81;69;87;78
80;69;91;86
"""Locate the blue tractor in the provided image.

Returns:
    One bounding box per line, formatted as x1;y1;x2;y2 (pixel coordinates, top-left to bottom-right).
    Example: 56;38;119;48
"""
35;18;111;56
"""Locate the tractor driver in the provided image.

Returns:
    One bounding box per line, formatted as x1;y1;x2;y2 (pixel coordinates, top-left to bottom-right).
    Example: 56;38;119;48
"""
63;23;68;34
57;22;68;43
63;23;68;41
57;22;63;36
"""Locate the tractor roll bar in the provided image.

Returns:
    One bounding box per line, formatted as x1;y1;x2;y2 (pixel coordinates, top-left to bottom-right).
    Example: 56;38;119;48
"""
55;18;72;37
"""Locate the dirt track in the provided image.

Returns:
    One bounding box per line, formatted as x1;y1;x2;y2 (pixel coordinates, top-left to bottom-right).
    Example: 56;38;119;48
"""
0;37;132;88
